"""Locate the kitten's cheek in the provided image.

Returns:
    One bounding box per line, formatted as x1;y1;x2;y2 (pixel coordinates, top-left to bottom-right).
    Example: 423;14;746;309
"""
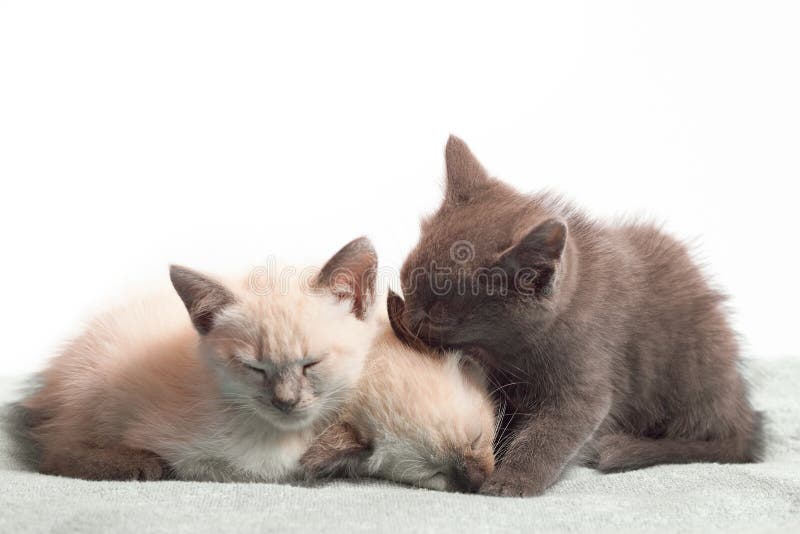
302;373;317;395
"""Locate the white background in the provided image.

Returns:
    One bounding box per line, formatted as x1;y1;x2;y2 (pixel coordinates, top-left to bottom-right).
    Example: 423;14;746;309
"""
1;1;798;375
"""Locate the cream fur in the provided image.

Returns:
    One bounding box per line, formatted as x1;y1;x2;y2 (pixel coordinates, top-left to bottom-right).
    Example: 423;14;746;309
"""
25;265;375;482
343;307;497;491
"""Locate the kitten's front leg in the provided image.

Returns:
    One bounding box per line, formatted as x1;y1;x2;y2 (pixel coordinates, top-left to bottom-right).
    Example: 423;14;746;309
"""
40;445;171;481
482;391;611;497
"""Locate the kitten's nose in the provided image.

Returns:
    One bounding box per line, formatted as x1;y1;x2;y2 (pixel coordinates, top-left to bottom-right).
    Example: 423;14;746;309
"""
271;396;299;414
455;458;490;493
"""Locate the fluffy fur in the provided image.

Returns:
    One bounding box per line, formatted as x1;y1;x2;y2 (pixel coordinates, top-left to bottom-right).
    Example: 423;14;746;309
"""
23;237;378;481
394;136;763;496
302;292;496;493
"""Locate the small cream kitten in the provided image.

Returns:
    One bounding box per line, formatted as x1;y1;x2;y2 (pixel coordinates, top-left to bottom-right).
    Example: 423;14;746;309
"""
302;291;497;492
24;237;378;481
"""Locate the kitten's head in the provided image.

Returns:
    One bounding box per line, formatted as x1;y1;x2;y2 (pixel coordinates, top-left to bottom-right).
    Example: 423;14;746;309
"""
170;237;378;431
302;293;496;493
397;136;575;361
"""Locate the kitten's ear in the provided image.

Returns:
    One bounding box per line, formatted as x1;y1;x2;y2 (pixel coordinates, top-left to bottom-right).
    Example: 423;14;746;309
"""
315;237;377;320
300;422;370;479
498;219;567;296
169;265;236;335
387;290;432;353
444;135;490;205
510;219;568;263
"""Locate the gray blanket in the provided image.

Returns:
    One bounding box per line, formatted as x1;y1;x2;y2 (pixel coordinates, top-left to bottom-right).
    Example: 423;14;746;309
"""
2;358;799;533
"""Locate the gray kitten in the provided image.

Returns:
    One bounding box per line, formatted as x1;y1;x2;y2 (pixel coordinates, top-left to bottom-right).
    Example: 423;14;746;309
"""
391;136;763;496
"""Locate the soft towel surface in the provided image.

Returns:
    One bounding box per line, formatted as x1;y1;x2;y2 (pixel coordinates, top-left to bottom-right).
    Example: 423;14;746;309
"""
2;358;799;534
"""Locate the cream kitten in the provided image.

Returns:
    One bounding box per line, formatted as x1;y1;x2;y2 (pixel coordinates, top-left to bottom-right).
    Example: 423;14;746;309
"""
302;291;497;492
23;237;378;481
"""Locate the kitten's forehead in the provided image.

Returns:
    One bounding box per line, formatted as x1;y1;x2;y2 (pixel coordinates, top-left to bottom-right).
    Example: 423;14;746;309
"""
212;287;359;362
405;192;562;288
250;297;311;361
370;348;493;449
410;202;533;274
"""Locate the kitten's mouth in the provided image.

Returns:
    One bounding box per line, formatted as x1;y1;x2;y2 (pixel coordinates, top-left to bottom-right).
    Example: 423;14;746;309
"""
253;401;316;430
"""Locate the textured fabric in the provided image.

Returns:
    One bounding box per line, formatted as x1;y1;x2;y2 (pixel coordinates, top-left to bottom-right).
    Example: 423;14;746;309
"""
1;358;799;534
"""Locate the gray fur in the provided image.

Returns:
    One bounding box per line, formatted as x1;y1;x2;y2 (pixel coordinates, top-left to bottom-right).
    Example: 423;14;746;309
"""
395;135;763;496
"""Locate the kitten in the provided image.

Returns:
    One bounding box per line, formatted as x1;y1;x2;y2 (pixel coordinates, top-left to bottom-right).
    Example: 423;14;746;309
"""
301;291;496;493
23;237;378;481
393;136;763;496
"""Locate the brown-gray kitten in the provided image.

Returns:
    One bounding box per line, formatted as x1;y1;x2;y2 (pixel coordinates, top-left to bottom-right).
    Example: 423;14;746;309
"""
391;135;763;497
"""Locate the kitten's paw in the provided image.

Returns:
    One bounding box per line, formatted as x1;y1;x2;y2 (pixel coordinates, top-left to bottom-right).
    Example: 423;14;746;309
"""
577;440;600;468
134;454;171;481
479;469;544;497
101;449;170;481
40;447;171;481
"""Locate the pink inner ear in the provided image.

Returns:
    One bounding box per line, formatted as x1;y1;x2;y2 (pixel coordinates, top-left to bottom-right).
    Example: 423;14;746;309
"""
332;273;356;297
316;237;377;320
326;265;374;320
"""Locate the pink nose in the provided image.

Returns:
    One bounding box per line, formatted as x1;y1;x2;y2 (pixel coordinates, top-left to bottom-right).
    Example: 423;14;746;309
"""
463;462;488;492
271;396;298;414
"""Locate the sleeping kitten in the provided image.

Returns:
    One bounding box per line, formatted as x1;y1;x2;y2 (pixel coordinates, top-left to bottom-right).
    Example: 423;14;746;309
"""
23;237;378;481
301;291;496;493
393;136;763;496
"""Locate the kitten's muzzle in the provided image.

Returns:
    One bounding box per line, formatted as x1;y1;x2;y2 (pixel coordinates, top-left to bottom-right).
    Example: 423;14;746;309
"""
271;396;300;414
269;372;303;414
450;458;491;493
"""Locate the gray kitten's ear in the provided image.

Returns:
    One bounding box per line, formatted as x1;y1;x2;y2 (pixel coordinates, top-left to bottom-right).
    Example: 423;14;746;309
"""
387;290;433;354
169;265;236;335
444;135;490;205
498;219;567;296
314;236;377;320
300;422;370;479
505;219;567;264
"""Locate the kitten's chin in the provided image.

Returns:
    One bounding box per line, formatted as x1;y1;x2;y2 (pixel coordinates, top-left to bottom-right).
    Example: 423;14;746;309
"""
253;403;318;431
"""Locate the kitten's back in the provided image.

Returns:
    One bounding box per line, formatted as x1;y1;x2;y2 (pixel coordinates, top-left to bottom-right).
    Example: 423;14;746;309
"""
24;288;216;466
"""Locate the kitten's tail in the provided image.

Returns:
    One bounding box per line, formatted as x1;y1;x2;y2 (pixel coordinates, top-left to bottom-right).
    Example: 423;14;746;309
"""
2;375;48;471
747;410;766;461
593;411;766;473
2;401;43;470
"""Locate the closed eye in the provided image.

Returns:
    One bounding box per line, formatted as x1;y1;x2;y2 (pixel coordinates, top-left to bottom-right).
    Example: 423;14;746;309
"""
302;359;322;376
243;362;266;375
